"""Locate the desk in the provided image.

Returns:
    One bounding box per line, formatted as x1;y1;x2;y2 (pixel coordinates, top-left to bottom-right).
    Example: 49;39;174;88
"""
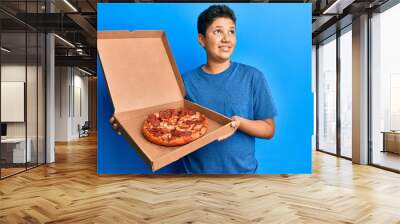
1;138;31;163
381;131;400;154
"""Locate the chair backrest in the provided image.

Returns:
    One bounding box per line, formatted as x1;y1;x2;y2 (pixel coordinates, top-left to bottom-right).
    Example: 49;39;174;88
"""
82;121;90;129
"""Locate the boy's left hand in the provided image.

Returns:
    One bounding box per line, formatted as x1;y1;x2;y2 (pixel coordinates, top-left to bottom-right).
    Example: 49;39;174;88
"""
231;115;275;139
231;116;242;129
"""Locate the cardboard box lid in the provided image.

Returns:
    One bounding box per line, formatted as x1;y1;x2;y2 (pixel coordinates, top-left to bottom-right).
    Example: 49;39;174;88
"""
97;30;186;113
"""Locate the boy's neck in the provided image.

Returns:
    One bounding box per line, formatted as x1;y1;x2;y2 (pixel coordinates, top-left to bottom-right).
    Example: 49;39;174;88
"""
202;60;231;74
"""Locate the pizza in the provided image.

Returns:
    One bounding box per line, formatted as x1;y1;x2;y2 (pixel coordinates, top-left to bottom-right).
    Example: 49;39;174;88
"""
142;108;208;146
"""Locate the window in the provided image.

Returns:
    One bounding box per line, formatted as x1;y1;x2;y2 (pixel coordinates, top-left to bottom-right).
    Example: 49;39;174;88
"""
339;27;352;158
390;74;400;130
317;35;337;154
371;2;400;171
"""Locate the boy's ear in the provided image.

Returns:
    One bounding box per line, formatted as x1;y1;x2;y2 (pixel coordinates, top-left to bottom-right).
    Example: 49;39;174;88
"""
198;33;206;48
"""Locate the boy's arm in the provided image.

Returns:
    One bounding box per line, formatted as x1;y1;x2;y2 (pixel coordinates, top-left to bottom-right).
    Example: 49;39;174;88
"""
232;116;275;139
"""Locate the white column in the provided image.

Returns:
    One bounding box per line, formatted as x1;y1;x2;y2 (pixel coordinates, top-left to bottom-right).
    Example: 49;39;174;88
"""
46;1;55;163
312;45;317;150
46;33;55;163
352;14;369;164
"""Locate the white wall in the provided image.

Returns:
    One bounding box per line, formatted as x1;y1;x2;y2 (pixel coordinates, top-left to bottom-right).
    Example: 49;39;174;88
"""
1;65;25;133
72;73;89;138
55;66;89;141
55;66;69;141
1;65;38;138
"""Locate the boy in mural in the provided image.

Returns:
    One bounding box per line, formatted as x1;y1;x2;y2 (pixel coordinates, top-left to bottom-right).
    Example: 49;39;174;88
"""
179;5;277;174
111;4;277;174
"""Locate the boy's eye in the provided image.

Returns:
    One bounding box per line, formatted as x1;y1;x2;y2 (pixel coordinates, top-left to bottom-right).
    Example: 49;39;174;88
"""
213;30;222;35
229;30;235;34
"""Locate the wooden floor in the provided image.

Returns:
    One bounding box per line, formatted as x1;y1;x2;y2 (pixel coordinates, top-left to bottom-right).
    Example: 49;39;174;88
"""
1;163;45;178
1;135;400;223
1;167;26;178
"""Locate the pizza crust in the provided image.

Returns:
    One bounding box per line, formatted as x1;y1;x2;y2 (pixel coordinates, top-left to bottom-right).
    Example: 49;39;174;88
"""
142;108;208;146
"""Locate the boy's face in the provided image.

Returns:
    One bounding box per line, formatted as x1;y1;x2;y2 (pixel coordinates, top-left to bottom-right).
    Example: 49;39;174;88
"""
198;17;236;63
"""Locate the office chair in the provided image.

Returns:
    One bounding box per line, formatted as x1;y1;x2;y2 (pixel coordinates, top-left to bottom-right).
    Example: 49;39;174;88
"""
79;121;90;138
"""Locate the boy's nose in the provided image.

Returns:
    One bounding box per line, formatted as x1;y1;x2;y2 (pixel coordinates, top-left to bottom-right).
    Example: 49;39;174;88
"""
222;33;231;42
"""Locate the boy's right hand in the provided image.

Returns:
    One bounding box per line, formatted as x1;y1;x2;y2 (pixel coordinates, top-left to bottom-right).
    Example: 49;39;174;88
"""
109;116;122;136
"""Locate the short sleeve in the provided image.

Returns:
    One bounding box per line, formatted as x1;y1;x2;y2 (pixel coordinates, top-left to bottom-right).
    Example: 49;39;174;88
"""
252;71;277;120
181;72;192;101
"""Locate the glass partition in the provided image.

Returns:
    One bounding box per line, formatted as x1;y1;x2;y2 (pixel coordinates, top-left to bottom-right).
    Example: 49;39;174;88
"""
317;35;337;155
1;29;28;177
371;3;400;171
0;1;46;179
339;27;352;158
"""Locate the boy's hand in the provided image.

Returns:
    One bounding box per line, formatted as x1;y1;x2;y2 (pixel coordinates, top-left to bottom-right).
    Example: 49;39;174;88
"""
231;116;241;129
109;116;122;136
231;115;275;139
217;115;241;141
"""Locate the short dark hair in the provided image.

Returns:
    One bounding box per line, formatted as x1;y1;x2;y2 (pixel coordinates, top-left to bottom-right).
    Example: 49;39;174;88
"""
197;5;236;37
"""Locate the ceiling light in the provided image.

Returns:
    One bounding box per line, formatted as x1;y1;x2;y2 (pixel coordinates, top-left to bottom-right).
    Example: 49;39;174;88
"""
54;34;75;48
78;67;93;76
322;0;354;15
63;0;78;12
323;1;339;14
1;47;11;53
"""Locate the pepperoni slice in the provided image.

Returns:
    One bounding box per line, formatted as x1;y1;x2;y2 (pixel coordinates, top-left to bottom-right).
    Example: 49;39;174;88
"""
171;129;192;137
179;108;190;116
181;131;192;136
159;111;168;119
147;114;157;122
148;128;162;136
171;129;182;137
160;128;169;134
150;119;160;126
184;120;196;125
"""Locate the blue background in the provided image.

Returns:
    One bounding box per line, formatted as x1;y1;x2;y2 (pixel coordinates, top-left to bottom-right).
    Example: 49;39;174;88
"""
97;3;312;174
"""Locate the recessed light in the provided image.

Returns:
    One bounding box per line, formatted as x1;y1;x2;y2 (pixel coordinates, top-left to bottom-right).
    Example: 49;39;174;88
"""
77;67;93;76
1;47;11;53
63;0;78;12
54;34;75;48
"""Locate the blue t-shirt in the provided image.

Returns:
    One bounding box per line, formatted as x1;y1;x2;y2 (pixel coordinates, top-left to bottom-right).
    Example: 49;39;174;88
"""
180;62;277;174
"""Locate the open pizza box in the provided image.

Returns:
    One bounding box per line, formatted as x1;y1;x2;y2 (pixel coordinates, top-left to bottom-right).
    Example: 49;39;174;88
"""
97;30;236;171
